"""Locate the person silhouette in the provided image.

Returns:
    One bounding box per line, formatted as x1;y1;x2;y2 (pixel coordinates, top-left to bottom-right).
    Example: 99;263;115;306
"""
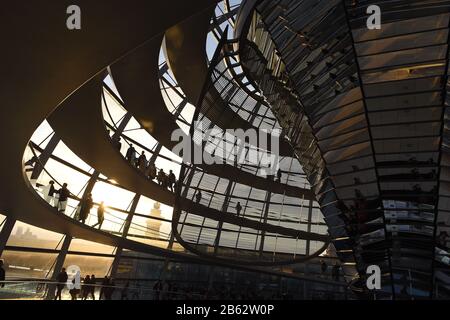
43;180;56;205
80;193;94;224
196;191;202;204
0;259;5;288
82;275;91;300
126;144;136;165
168;170;176;192
92;201;105;229
55;267;68;300
57;183;70;213
138;151;147;172
236;202;242;217
89;275;96;300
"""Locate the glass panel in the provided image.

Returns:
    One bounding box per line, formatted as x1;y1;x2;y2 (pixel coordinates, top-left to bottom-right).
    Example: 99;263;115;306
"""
2;251;57;279
7;221;62;250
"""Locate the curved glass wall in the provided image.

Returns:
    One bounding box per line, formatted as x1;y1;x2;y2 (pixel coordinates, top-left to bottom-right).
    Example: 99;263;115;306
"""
0;0;354;301
237;0;450;299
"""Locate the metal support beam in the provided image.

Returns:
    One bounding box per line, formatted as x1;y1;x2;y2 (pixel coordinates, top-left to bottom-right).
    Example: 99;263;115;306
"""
213;181;234;252
52;236;72;280
174;100;188;118
46;235;72;300
110;194;140;278
305;200;313;256
258;178;273;257
167;168;195;250
81;171;100;205
109;247;124;279
0;217;16;257
122;194;141;237
149;143;163;165
207;181;234;290
303;199;314;288
112;112;132;141
30;134;60;180
160;168;195;281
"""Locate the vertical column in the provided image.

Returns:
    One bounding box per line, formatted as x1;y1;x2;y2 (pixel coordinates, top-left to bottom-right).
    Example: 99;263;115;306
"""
305;199;313;256
166;168;195;250
207;181;234;291
110;194;140;278
258;176;274;258
109;247;124;279
52;236;72;279
121;194;141;238
160;168;195;282
258;187;272;257
213;181;234;252
46;235;72;300
104;103;135;278
303;200;314;297
0;217;16;257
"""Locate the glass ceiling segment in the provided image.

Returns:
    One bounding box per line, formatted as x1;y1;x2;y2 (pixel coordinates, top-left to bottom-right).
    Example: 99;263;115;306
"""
240;0;450;297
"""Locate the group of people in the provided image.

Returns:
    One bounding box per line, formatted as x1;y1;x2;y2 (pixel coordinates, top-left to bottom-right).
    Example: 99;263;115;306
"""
51;277;273;300
125;145;177;192
54;269;119;300
73;275;114;300
42;181;70;214
3;257;342;300
75;194;105;229
43;181;106;229
77;275;98;300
